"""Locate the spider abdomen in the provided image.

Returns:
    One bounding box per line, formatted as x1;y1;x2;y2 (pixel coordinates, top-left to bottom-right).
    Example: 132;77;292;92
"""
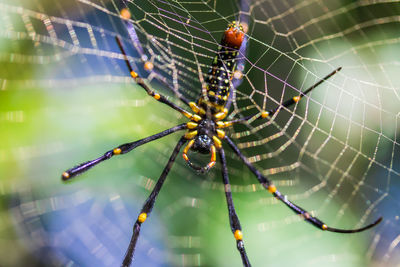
199;22;245;113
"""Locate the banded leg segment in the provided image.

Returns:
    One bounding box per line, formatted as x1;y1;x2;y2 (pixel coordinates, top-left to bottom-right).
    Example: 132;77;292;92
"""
224;136;382;233
122;136;187;267
219;147;251;267
223;67;342;126
62;123;186;180
265;67;342;118
116;37;195;120
118;8;192;107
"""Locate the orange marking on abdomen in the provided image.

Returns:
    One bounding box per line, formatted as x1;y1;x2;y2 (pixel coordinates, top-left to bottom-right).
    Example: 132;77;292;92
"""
223;26;244;48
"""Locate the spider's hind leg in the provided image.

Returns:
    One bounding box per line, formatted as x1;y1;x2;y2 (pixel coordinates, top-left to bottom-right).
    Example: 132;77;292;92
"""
115;36;195;120
224;135;382;234
122;136;187;267
219;147;251;267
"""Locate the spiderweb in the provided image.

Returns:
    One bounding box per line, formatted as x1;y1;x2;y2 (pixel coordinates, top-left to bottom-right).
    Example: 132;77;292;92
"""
0;0;399;266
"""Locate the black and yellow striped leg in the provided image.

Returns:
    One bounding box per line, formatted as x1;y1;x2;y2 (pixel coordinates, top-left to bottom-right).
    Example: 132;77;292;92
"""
122;136;187;267
224;136;382;233
116;37;193;119
226;67;343;125
265;67;342;117
118;7;192;107
219;147;251;267
61;123;186;180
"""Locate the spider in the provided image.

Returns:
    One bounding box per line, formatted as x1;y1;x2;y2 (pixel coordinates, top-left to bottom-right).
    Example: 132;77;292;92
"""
61;12;382;267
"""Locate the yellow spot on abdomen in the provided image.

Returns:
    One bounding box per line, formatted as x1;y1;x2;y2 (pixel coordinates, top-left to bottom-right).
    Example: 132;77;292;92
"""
293;96;301;102
62;172;70;179
322;224;328;230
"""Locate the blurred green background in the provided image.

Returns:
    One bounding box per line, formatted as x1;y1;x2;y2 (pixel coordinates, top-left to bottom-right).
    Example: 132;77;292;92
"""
0;0;399;266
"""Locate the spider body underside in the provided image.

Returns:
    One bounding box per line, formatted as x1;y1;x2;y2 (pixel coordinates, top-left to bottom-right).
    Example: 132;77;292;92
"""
62;11;382;267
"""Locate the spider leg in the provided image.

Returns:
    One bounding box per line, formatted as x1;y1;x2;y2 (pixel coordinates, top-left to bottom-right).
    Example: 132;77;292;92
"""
219;147;251;267
116;37;197;121
118;8;192;106
61;123;186;180
227;67;342;125
122;136;187;267
224;136;382;233
266;67;342;117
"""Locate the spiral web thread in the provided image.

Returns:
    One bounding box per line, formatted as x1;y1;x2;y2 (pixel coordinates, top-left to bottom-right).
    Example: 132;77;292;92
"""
0;0;399;266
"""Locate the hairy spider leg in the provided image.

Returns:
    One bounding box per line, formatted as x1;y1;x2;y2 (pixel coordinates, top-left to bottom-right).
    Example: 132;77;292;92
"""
122;137;187;267
224;136;383;233
219;147;252;267
226;67;342;126
61;124;187;180
119;8;192;106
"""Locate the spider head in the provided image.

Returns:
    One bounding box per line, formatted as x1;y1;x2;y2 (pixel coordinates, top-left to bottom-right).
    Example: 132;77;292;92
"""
192;134;212;154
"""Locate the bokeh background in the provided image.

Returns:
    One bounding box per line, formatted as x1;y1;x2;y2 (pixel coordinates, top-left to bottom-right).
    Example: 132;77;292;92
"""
0;0;399;266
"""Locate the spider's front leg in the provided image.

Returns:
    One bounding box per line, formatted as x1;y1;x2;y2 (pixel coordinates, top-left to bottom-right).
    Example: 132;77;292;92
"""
224;136;382;233
116;36;196;120
118;8;192;106
228;67;342;125
219;147;252;267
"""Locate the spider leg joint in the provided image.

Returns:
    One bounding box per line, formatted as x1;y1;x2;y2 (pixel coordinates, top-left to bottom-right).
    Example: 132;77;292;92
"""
138;213;147;223
113;148;122;155
234;230;243;240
